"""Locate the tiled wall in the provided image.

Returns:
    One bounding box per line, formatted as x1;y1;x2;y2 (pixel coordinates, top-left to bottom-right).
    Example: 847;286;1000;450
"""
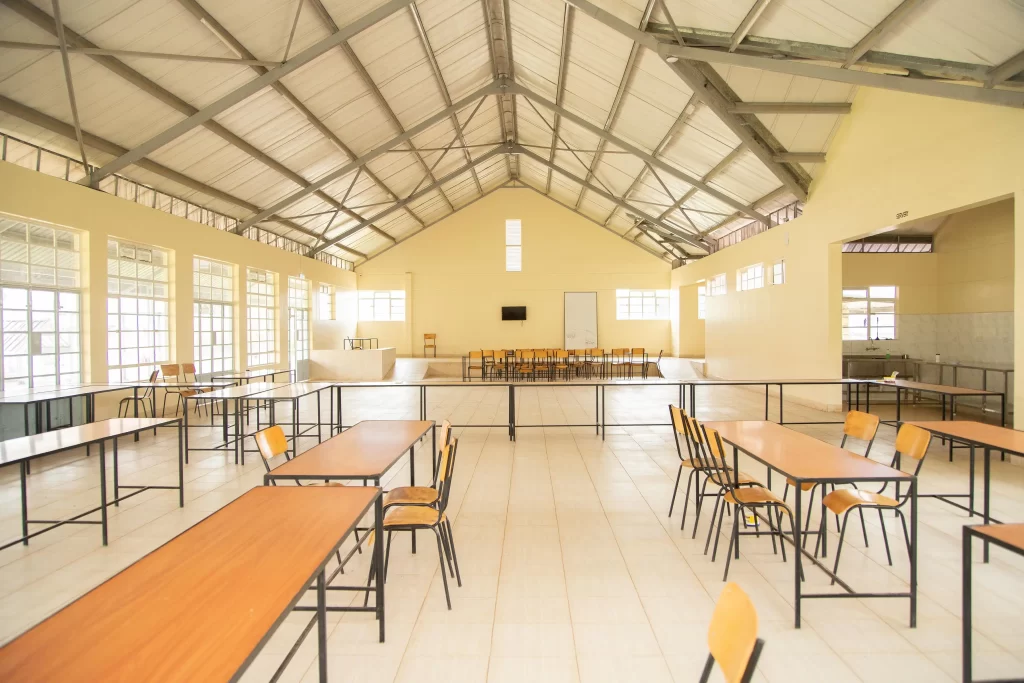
842;312;1013;365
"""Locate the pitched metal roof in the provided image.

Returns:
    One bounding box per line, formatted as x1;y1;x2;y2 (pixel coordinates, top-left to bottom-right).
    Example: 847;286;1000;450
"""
1;0;1021;266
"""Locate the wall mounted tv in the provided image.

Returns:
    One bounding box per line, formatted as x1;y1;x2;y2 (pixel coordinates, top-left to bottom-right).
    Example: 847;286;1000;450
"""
502;306;527;321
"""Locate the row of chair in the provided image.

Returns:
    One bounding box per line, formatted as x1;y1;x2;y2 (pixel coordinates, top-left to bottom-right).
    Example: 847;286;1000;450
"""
466;348;660;381
667;406;931;582
116;363;216;418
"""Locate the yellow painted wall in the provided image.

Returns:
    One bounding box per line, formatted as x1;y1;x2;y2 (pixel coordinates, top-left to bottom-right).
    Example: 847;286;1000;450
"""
356;188;671;356
842;254;938;314
935;199;1014;313
0;160;357;416
676;283;705;357
671;86;1023;414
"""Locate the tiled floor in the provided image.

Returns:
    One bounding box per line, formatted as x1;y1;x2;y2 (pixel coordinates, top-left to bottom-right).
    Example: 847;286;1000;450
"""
1;376;1023;682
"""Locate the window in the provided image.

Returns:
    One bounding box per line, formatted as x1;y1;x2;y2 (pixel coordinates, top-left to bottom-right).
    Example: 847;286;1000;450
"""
771;260;785;285
318;283;334;320
842;286;897;341
288;276;310;366
193;256;234;375
615;289;670;320
358;290;406;321
0;220;82;389
246;267;276;368
709;274;726;296
505;219;521;272
107;239;170;383
736;264;764;291
697;285;707;320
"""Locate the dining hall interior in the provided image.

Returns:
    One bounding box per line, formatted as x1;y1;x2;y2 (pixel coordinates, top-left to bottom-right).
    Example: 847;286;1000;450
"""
0;0;1023;681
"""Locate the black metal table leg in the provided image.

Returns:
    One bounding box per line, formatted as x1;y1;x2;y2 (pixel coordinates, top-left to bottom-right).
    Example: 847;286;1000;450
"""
99;440;108;546
794;473;802;628
113;437;119;506
866;382;870;414
601;386;606;440
910;478;917;627
896;386;901;424
983;448;991;562
178;420;184;507
20;461;28;545
222;398;228;444
292;398;299;459
317;570;327;682
184;397;191;465
764;384;769;420
410;445;416;553
969;444;975;517
375;494;385;642
432;423;436;479
779;384;784;424
594;386;599;436
962;526;973;683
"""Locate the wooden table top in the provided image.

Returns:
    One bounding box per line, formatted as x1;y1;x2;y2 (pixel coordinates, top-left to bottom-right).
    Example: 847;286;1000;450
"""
0;417;181;467
268;420;434;480
198;382;290;401
250;382;336;400
876;379;1000;396
0;486;380;682
704;420;912;483
0;384;135;403
212;369;290;380
969;523;1024;554
909;421;1024;457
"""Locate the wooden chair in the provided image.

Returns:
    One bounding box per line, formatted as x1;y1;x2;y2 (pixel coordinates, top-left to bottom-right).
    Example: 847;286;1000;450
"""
701;582;764;683
481;350;496;380
424;333;437;357
629;347;646;378
516;350;535;381
650;350;663;378
493;349;510;380
119;370;158;417
783;410;880;546
553;350;571;380
182;362;219;416
466;350;484;381
375;438;462;608
570;349;587;378
533;349;552;381
586;348;605;379
816;423;931;577
159;364;186;416
702;425;797;580
610;348;630;378
382;420;453;509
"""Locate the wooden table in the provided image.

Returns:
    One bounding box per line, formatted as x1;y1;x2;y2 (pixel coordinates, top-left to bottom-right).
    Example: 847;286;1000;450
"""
962;524;1024;683
240;382;336;459
0;417;183;551
0;486;384;682
910;420;1024;560
0;384;137;443
868;379;1006;428
704;420;917;628
266;420;434;552
211;368;295;385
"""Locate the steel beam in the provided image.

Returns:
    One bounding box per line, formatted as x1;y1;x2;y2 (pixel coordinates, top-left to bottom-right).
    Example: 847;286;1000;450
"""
0;95;365;260
563;0;809;200
606;93;698;225
0;40;283;66
844;0;925;68
311;146;505;256
656;43;1024;109
50;0;87;169
90;0;416;184
773;152;826;163
508;83;767;222
4;0;396;245
236;81;504;233
408;2;483;195
479;0;513;178
174;0;409;238
545;5;574;193
729;0;773;52
701;186;789;236
728;102;852;114
514;145;704;253
518;182;672;262
987;49;1024;88
576;0;655;209
658;144;743;221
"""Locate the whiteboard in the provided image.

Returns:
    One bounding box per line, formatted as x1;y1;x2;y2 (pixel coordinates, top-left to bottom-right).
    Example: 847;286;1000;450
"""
564;292;598;349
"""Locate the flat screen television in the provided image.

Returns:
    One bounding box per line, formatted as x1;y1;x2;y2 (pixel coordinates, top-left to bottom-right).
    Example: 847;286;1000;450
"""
501;306;527;321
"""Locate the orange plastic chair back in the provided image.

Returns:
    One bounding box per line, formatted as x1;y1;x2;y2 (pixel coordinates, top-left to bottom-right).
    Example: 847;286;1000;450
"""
707;582;760;683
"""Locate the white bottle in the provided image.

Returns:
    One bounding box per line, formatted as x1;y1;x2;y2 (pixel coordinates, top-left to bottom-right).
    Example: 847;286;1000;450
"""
935;353;941;363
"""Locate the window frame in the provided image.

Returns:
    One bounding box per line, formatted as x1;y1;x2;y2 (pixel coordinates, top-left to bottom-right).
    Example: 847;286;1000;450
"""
842;286;897;341
615;289;671;321
709;274;726;297
771;259;785;285
505;219;521;272
193;256;234;376
288;276;311;366
358;290;406;322
317;283;335;321
736;263;765;292
0;220;83;390
246;267;277;369
107;238;171;383
697;285;707;320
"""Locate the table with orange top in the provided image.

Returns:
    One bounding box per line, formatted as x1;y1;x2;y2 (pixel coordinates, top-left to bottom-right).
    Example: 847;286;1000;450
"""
704;420;917;629
0;486;384;682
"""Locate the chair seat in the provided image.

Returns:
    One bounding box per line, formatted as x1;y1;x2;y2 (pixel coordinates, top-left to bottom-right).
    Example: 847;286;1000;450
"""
384;486;439;507
785;477;817;491
725;486;789;508
384;505;443;528
822;488;899;515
